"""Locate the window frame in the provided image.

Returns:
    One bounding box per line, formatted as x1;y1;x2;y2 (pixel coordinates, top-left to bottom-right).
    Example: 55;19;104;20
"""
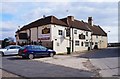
74;30;77;34
85;42;89;47
86;32;88;36
75;40;80;46
58;30;63;35
81;42;84;46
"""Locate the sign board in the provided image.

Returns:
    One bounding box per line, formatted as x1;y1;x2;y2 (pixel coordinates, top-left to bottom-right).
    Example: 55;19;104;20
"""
38;27;50;40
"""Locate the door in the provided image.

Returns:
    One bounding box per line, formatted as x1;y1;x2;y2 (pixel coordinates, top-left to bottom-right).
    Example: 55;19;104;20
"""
4;46;18;55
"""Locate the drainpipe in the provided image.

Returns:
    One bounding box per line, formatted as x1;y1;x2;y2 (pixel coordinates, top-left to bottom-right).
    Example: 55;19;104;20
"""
71;27;74;52
37;27;38;43
90;32;93;50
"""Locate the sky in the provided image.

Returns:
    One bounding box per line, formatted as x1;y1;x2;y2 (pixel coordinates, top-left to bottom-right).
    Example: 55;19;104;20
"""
0;0;119;43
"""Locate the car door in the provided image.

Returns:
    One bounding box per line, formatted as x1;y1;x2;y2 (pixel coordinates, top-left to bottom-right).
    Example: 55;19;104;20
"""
39;46;48;56
5;46;17;55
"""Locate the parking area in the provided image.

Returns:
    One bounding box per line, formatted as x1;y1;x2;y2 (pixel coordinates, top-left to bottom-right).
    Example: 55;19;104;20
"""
2;55;96;77
32;55;90;71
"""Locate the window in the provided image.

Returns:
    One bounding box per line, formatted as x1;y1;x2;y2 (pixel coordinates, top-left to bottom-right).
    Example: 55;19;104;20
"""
9;46;16;49
96;35;98;38
86;32;88;36
58;30;63;35
95;42;98;45
75;41;79;46
85;42;89;47
74;30;77;34
81;42;83;46
66;29;70;37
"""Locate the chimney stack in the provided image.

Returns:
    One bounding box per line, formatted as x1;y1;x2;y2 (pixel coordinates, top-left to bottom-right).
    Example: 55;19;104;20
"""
88;17;93;26
68;16;74;21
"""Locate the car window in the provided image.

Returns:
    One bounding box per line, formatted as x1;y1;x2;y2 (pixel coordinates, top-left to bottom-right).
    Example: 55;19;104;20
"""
5;46;10;49
16;46;21;49
9;46;16;49
39;46;47;51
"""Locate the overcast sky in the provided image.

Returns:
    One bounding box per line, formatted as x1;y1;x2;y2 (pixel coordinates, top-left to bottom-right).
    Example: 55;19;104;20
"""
0;0;119;43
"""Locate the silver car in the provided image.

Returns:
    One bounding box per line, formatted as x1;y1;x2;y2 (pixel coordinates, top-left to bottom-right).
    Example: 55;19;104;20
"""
0;45;22;56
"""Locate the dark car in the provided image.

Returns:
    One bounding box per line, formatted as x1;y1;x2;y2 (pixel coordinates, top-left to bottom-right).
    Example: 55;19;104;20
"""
18;45;56;59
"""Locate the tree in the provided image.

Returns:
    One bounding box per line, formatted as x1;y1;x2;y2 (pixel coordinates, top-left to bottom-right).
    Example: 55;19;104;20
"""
2;38;9;48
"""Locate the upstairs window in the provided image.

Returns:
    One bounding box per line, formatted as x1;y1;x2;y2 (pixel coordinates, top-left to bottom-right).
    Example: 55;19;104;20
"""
86;32;88;36
74;30;77;34
58;30;63;35
96;35;98;38
66;29;70;37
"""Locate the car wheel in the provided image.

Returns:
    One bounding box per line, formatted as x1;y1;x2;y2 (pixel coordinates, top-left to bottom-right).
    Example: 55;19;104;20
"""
22;56;26;59
0;52;4;57
49;53;54;57
28;54;34;59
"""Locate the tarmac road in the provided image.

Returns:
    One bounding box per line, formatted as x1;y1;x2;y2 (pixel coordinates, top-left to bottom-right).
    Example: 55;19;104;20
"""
2;55;96;78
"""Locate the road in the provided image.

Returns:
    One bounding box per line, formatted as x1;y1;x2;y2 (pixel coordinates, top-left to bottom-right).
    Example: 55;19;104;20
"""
79;47;120;77
2;56;95;78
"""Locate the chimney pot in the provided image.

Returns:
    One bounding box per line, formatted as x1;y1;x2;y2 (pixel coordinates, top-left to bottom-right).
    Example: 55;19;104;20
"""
68;16;74;21
88;17;93;26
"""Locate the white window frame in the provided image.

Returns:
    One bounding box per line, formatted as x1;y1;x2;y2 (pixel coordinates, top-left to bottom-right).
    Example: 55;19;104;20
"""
86;32;88;36
85;42;89;47
75;40;79;46
74;30;77;34
58;30;63;35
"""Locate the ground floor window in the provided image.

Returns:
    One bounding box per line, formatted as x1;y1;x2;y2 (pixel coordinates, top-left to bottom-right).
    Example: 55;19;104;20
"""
81;42;84;46
95;42;98;45
85;42;89;47
75;40;80;46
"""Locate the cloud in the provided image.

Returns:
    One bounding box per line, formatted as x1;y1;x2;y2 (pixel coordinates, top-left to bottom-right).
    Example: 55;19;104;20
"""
1;2;118;43
1;0;119;2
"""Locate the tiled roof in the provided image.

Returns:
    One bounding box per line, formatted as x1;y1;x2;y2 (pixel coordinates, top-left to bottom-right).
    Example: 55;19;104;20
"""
16;16;68;32
60;18;91;31
16;15;107;36
60;17;107;36
88;24;107;36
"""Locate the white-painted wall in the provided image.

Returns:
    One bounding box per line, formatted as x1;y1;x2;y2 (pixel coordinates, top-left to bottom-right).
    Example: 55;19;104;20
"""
72;28;92;52
16;24;107;54
51;25;69;54
92;35;107;49
31;27;37;41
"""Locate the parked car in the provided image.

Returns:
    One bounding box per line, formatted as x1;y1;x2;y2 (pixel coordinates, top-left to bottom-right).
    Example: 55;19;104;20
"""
0;45;22;56
18;45;56;59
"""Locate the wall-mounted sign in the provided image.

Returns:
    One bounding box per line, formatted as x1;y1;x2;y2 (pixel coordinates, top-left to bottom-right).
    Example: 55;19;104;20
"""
79;33;85;39
38;34;50;40
38;27;50;40
42;27;50;34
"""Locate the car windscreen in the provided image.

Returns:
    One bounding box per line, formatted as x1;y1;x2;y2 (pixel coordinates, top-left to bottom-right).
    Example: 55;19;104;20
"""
4;46;11;49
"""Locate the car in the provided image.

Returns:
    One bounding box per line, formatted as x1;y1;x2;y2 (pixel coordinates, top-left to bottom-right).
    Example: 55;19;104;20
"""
0;45;22;56
18;45;56;59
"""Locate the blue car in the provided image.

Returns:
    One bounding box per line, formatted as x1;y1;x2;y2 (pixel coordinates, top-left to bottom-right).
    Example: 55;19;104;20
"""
18;45;56;59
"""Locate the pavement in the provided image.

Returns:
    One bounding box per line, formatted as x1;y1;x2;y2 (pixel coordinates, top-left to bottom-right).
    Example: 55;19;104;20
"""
79;47;120;78
1;69;19;77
